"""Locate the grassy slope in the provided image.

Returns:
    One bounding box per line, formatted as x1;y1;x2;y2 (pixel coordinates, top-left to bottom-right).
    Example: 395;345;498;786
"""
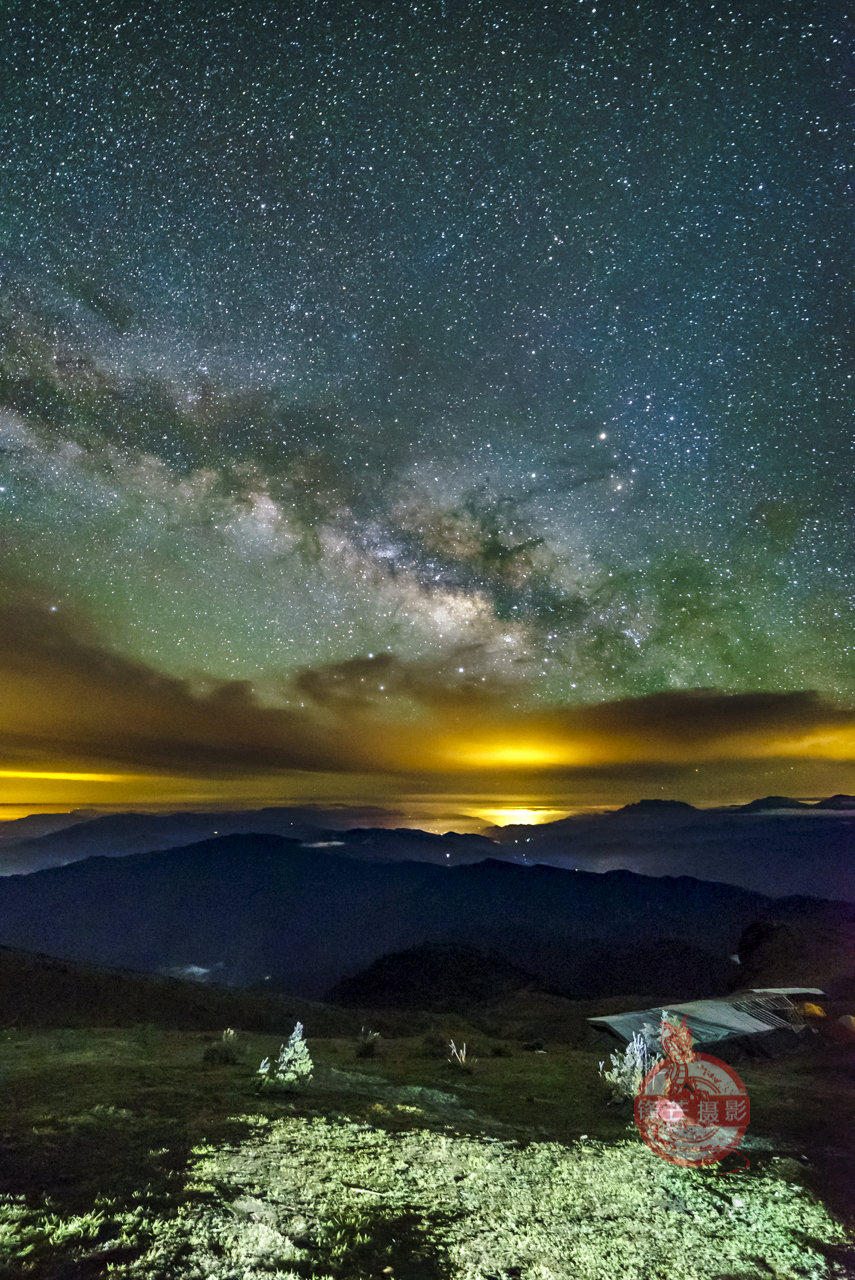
0;1019;853;1279
0;944;359;1034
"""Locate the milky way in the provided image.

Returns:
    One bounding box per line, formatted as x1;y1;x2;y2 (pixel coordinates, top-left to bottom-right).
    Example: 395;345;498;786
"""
1;1;853;810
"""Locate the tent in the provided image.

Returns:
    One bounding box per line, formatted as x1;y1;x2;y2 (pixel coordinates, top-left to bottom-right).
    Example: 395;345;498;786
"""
587;987;824;1062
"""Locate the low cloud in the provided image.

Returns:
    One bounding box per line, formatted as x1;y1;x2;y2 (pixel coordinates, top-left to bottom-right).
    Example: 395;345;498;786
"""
1;593;853;787
544;688;855;761
293;648;509;713
0;595;348;776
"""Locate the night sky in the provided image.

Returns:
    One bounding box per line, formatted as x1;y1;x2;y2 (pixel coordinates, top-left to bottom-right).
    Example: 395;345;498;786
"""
1;0;853;822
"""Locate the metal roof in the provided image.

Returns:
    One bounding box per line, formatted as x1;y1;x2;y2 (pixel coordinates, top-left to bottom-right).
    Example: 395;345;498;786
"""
748;987;824;995
588;988;824;1047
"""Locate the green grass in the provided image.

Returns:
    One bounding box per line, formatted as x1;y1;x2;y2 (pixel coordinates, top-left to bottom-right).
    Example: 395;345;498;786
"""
0;1024;852;1278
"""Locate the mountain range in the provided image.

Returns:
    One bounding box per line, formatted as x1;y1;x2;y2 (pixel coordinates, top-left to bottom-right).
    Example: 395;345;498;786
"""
0;807;497;874
485;795;855;902
1;795;852;901
0;832;852;1002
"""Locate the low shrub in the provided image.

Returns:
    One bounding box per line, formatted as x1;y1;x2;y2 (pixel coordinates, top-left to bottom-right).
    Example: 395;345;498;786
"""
202;1028;240;1066
447;1039;477;1071
355;1026;381;1059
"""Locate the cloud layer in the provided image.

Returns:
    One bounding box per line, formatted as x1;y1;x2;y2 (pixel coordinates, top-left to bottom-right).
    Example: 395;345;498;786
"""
2;593;852;797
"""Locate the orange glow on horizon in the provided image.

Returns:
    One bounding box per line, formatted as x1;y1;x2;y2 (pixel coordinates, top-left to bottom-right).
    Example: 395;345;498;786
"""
468;806;574;826
0;768;130;782
445;737;580;768
769;728;855;760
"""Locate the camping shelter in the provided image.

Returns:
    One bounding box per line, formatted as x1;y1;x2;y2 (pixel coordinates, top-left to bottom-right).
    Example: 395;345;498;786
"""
587;988;824;1061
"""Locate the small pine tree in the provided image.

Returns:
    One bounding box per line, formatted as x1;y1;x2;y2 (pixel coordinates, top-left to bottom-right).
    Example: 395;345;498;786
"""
257;1021;313;1091
598;1010;671;1104
598;1031;653;1103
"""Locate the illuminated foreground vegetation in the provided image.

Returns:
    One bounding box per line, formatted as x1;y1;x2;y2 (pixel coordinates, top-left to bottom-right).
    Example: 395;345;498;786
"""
121;1119;851;1278
0;1025;852;1278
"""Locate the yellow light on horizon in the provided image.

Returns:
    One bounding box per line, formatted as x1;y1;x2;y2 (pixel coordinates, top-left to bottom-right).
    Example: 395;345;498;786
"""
470;806;572;827
0;769;129;782
450;739;576;768
771;729;855;761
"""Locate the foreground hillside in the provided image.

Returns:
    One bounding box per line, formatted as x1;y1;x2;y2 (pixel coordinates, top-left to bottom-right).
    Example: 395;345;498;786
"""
0;945;352;1034
0;950;854;1278
113;1114;851;1279
1;1018;854;1279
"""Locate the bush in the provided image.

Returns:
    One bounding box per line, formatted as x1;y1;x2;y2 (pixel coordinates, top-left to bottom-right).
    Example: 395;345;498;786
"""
597;1010;672;1104
202;1041;238;1066
355;1026;381;1059
202;1028;240;1066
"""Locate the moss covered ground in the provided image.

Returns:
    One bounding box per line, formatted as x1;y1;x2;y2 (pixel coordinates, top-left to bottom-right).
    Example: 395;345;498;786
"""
0;1022;852;1278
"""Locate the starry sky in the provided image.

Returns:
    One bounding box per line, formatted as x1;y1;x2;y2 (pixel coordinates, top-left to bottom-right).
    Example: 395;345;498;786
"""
1;0;853;823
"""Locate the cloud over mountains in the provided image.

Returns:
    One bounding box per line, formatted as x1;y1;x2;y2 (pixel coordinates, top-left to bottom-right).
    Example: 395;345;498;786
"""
2;591;852;799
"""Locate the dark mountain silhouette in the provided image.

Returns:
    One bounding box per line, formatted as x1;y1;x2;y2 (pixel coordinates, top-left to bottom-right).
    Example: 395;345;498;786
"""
735;917;855;1000
0;833;850;1000
486;801;855;902
3;788;849;901
737;796;813;812
329;939;741;1007
0;809;100;845
0;809;321;873
611;799;698;816
327;942;541;1009
3;798;853;903
318;827;498;864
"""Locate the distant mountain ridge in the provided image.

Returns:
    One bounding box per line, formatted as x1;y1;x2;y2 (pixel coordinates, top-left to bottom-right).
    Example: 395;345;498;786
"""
484;797;855;902
0;808;498;875
611;799;698;815
737;796;813;812
0;795;852;902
